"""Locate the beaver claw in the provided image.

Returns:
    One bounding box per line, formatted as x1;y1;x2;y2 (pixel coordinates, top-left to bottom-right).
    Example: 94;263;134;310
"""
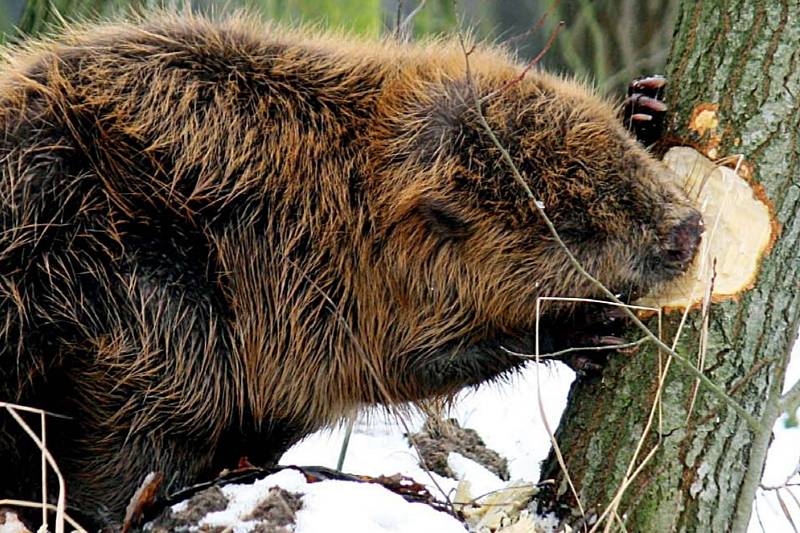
623;75;667;146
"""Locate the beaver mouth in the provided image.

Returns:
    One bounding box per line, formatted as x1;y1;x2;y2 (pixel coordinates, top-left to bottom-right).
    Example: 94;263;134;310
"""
636;245;701;292
633;210;704;293
632;260;692;302
502;299;633;373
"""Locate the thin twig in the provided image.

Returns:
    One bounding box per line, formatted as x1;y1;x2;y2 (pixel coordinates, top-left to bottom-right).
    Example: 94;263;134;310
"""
534;298;587;523
395;0;403;33
483;21;565;102
336;417;355;471
0;500;87;533
467;481;548;505
397;0;427;40
685;261;717;424
41;409;47;528
592;307;667;533
501;337;649;360
755;498;768;533
593;442;661;533
760;462;800;492
782;379;800;417
2;403;69;533
776;490;800;533
503;0;562;48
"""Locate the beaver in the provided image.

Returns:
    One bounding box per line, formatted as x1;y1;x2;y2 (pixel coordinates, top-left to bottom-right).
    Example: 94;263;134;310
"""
0;12;701;528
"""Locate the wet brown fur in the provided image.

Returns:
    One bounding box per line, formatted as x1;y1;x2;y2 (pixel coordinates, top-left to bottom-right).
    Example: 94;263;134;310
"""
0;11;698;527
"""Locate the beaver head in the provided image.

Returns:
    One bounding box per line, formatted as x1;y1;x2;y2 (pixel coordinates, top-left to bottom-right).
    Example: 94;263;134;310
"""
366;65;701;397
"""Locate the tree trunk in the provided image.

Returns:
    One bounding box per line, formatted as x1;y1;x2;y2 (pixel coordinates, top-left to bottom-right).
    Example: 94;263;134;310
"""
539;1;800;531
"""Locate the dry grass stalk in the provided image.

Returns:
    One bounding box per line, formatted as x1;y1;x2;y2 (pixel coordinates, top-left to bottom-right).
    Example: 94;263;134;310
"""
0;402;87;533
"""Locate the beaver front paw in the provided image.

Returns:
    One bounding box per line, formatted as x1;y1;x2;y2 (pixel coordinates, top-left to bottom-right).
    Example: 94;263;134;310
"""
622;75;667;146
543;306;636;377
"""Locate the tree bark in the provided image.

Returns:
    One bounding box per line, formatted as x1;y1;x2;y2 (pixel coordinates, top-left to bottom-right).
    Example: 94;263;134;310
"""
539;1;800;532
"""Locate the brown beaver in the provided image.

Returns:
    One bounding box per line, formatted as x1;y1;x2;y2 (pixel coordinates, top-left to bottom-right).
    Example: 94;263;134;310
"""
0;12;701;528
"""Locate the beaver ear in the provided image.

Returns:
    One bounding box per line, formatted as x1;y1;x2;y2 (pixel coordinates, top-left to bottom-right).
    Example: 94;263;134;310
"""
412;196;472;240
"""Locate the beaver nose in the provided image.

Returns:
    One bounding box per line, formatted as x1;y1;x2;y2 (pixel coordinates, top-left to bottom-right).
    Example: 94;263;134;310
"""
664;211;703;270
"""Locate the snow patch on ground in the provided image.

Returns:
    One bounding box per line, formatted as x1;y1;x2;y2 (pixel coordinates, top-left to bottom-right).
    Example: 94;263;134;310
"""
177;353;798;532
198;469;466;533
447;452;505;497
274;364;574;532
200;470;304;531
281;363;574;484
296;478;464;533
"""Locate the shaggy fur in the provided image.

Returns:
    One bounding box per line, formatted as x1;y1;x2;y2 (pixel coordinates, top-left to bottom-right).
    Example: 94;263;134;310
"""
0;12;699;527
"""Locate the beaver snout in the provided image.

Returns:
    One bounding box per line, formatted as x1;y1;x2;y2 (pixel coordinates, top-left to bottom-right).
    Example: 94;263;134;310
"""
663;210;703;271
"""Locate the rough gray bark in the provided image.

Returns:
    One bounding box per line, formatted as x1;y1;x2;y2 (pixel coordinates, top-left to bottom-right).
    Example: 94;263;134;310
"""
539;1;800;532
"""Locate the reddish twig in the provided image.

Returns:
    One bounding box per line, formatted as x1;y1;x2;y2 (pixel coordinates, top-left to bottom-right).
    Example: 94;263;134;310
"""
483;21;565;101
504;0;563;48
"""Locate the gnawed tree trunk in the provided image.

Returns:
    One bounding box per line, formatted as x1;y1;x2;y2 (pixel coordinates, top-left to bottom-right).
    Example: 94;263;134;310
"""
540;1;800;532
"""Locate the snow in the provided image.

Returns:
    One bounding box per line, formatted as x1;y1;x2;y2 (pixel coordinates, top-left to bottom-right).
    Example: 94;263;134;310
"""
280;414;460;499
751;415;800;533
275;363;576;532
200;470;307;532
281;364;574;483
191;363;572;533
447;452;504;497
0;511;29;533
191;347;798;532
296;478;465;533
197;468;466;533
749;337;800;533
445;364;574;481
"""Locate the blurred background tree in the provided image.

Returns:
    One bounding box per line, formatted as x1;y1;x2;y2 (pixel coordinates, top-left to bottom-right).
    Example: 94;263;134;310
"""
0;0;678;95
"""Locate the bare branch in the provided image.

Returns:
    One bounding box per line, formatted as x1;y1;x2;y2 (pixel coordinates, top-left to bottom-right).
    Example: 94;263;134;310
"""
395;0;403;34
760;461;800;492
503;0;562;49
501;337;649;360
484;21;565;101
1;402;72;533
782;378;800;419
397;0;427;41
